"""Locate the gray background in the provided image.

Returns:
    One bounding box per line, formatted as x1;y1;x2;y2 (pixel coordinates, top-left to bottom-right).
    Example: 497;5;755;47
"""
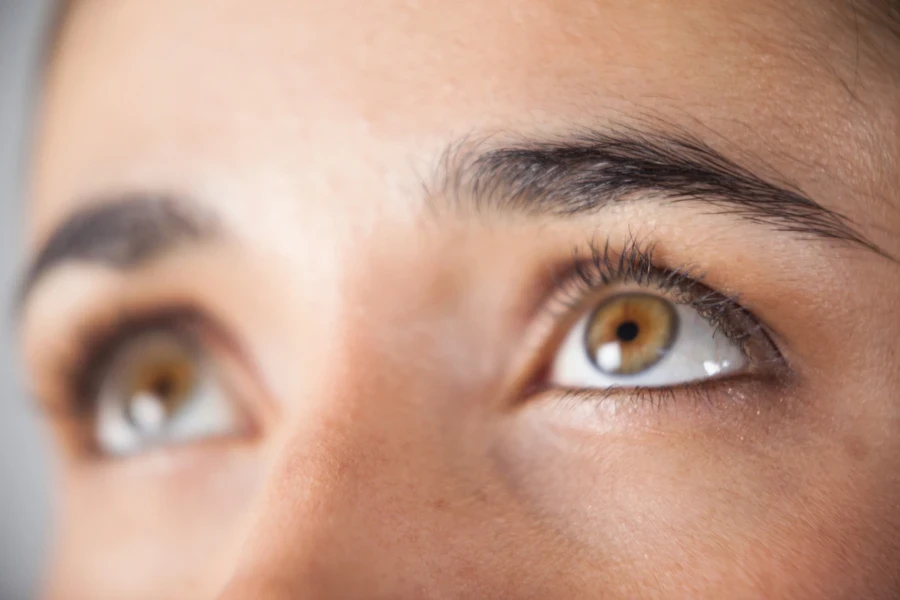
1;1;55;599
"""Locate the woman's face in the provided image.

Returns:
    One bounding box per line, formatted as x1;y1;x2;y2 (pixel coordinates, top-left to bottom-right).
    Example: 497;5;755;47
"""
22;1;900;598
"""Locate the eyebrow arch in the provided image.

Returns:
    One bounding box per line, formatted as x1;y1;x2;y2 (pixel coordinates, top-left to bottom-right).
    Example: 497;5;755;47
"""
19;129;888;309
430;126;884;255
19;197;217;307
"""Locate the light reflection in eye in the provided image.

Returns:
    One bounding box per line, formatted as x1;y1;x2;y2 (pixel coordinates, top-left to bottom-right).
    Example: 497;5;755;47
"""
585;293;679;375
95;330;244;456
549;292;748;389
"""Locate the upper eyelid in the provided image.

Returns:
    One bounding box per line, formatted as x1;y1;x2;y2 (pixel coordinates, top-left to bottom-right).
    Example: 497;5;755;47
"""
31;294;279;457
548;239;717;312
540;238;775;350
60;307;211;419
500;239;778;406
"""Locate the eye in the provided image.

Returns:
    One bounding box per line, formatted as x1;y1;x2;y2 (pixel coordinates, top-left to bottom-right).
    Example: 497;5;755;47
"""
549;292;749;389
93;326;246;457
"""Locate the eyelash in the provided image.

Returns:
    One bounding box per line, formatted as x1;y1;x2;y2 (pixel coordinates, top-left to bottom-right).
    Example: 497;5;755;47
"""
548;375;769;421
50;238;782;422
544;236;784;370
57;307;207;420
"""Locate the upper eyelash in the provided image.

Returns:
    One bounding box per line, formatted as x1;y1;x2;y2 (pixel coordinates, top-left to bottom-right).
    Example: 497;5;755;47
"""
48;237;778;422
58;307;205;419
548;236;773;353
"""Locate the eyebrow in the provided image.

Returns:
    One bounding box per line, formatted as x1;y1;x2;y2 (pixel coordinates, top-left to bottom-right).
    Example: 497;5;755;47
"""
19;197;216;306
430;127;883;254
21;127;885;307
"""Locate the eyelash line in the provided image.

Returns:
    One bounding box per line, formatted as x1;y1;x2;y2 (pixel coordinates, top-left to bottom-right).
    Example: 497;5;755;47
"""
546;234;777;357
549;372;775;419
527;234;792;395
58;306;206;420
48;237;784;425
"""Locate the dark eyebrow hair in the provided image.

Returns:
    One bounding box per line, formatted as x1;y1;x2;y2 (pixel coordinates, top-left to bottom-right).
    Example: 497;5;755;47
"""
20;127;888;311
19;197;216;307
430;127;884;255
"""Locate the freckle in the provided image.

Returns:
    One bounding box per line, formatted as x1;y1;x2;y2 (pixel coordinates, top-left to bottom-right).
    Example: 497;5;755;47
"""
842;435;869;462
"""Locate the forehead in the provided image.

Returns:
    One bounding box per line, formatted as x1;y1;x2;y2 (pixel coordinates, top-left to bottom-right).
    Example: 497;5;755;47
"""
32;0;899;251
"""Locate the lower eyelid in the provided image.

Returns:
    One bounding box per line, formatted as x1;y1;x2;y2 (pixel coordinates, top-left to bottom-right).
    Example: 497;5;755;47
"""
527;374;795;435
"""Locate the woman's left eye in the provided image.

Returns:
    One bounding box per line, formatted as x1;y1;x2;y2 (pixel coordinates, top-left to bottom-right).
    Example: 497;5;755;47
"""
549;292;749;389
93;327;246;457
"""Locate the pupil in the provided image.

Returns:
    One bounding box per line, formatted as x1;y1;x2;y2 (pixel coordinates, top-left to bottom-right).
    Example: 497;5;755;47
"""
616;321;640;342
151;375;176;401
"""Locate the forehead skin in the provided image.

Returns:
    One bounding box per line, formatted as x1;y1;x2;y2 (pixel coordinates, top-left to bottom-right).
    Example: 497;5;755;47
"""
33;0;899;249
29;1;900;599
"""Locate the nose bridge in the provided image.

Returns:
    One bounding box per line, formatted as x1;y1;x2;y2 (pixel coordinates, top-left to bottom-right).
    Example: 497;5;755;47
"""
216;430;409;599
216;318;478;599
213;244;545;598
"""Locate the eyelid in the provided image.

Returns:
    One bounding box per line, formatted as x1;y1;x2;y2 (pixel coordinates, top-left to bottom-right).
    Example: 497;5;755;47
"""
506;237;787;404
65;307;211;419
39;302;274;457
556;238;777;351
548;238;707;315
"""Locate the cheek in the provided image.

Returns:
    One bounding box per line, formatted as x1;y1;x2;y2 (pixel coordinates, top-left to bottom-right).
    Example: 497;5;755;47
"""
496;410;900;596
48;448;263;600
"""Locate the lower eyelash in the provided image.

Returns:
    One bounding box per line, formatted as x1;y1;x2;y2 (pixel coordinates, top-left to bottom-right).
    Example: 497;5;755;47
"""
556;385;700;416
551;373;786;421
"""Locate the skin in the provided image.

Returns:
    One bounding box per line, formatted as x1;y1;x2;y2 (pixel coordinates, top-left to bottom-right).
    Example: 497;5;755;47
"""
21;0;900;598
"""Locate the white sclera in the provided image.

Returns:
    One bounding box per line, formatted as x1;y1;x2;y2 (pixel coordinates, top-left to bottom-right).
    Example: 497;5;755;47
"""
126;392;167;435
551;301;748;389
94;332;241;456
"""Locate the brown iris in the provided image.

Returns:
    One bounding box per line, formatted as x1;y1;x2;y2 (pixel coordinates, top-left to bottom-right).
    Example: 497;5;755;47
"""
125;348;198;427
584;292;679;375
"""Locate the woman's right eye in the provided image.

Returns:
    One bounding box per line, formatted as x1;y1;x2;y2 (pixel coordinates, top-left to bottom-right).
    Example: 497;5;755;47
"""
91;326;247;457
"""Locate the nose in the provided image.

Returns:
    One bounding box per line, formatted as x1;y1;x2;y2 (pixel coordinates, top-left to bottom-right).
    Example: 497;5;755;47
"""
216;405;440;597
213;328;528;599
